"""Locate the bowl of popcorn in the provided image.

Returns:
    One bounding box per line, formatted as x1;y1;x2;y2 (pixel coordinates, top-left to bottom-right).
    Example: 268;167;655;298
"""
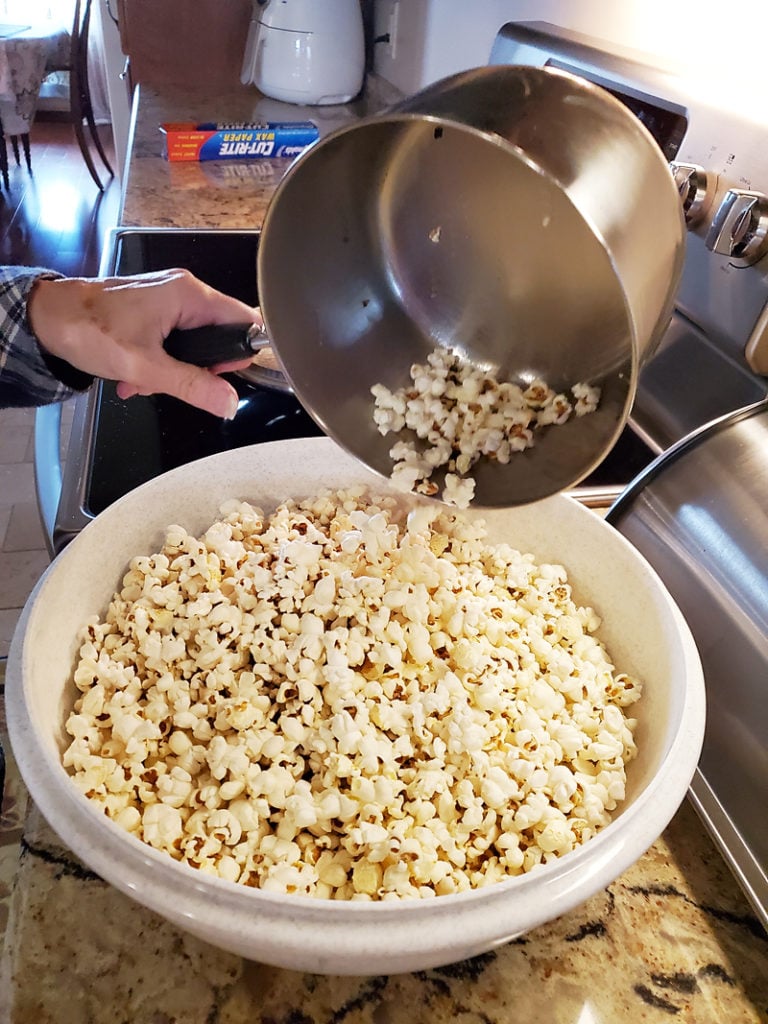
6;437;705;975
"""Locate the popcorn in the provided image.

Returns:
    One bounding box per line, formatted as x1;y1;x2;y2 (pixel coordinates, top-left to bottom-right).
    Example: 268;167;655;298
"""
64;489;640;900
371;347;602;507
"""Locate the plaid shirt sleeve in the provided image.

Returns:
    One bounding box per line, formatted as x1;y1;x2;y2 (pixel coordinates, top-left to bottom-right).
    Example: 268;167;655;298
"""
0;266;94;409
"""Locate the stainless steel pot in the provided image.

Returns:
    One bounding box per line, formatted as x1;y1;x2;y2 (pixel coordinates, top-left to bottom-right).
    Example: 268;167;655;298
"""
167;66;685;505
608;399;768;929
254;64;685;506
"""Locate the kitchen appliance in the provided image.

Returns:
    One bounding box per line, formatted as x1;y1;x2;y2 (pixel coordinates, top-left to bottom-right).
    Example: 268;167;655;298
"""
37;20;768;926
253;63;684;507
241;0;365;106
608;400;768;932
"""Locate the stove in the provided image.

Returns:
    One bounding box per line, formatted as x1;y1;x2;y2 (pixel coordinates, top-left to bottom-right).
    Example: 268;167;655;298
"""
36;21;768;927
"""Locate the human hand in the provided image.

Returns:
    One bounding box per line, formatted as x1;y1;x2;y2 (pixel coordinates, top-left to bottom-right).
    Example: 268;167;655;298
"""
27;269;261;419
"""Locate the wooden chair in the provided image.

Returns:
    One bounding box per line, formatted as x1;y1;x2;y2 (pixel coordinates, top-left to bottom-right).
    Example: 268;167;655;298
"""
0;117;9;190
0;102;31;187
10;134;31;173
46;0;114;191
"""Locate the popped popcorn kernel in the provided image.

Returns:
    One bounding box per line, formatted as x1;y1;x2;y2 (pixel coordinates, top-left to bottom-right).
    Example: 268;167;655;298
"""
371;347;601;507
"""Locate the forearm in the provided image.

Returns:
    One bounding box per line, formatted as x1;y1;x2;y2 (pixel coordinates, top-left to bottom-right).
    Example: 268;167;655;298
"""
0;267;91;409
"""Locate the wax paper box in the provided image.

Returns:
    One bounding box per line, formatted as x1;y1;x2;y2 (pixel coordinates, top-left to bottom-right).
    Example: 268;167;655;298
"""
161;121;319;162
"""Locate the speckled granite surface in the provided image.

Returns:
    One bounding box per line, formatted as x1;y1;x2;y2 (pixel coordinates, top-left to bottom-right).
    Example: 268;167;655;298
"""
0;801;766;1023
1;80;767;1023
120;77;403;230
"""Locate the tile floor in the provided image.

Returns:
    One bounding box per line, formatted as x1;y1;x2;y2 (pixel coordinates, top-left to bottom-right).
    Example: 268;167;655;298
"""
1;407;48;656
0;398;75;941
0;399;76;655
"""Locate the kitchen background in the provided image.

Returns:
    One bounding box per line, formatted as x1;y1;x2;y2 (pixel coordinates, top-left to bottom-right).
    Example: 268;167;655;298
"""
77;0;768;187
1;0;766;798
0;3;765;777
0;0;764;189
371;0;768;100
0;1;766;1017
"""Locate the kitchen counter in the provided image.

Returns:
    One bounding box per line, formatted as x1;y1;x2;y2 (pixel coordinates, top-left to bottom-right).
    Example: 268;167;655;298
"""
1;797;766;1023
1;80;767;1023
119;77;403;230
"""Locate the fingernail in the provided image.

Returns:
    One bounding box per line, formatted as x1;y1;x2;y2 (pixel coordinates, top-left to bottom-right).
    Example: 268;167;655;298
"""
222;392;239;420
211;386;239;420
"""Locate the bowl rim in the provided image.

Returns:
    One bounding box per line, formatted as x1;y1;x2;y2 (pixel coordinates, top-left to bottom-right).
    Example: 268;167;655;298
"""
5;438;707;972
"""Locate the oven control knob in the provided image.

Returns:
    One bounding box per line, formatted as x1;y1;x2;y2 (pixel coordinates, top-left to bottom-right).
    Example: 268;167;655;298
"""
705;189;768;266
670;162;715;226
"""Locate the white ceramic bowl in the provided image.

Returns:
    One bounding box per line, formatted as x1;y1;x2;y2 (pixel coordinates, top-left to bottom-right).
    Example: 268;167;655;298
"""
6;438;706;975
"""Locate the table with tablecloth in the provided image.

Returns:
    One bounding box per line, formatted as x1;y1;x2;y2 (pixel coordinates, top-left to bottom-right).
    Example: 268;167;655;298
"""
0;22;70;140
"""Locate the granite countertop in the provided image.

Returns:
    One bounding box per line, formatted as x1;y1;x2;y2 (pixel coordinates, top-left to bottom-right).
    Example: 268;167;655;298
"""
0;80;767;1023
119;77;403;230
1;799;766;1023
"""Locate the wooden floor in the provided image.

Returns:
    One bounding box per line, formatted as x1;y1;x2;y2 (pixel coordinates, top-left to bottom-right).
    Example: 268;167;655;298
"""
0;119;123;945
1;118;121;659
0;118;120;277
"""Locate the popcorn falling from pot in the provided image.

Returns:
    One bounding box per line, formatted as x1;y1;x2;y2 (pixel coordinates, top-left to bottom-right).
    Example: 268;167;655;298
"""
371;346;601;508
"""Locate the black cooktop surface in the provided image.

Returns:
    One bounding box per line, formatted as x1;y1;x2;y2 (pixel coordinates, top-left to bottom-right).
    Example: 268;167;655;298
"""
86;231;323;517
85;229;654;519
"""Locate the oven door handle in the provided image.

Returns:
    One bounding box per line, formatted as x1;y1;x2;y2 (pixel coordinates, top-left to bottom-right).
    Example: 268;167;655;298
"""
34;403;63;559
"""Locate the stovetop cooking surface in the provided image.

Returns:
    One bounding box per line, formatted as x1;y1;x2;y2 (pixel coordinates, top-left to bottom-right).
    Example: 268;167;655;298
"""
84;228;653;518
88;380;322;517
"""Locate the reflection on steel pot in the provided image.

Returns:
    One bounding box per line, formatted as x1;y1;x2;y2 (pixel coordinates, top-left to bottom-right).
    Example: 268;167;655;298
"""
608;399;768;930
256;64;685;506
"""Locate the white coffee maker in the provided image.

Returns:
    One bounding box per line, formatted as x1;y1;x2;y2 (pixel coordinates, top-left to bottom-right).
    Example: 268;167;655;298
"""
241;0;366;106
